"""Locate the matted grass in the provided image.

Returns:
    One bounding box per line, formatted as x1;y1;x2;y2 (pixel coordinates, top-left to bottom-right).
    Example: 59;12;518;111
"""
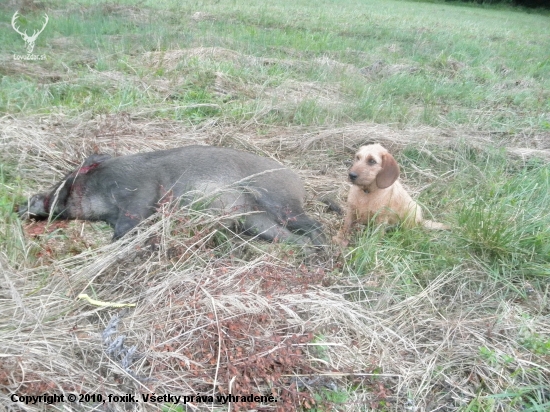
2;114;549;411
1;0;549;411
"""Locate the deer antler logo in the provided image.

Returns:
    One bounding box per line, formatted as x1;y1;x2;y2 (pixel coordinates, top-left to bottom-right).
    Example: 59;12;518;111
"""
11;11;49;54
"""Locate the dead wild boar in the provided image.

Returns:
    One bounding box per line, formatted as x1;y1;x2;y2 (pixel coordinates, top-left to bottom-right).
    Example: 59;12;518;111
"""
18;146;326;248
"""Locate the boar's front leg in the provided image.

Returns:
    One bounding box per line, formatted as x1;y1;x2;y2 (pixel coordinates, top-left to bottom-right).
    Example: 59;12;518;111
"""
111;203;157;240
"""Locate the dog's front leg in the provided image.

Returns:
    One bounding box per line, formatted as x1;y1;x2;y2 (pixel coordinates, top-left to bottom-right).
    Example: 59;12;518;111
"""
333;207;356;247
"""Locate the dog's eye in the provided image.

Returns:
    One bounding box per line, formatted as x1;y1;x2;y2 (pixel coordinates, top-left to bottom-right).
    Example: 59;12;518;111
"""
355;155;360;161
367;159;377;165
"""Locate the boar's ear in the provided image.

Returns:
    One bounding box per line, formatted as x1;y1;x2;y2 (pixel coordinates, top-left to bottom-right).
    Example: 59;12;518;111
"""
376;152;400;189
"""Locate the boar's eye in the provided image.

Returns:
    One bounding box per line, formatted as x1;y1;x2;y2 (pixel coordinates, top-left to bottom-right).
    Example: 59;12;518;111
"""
367;158;377;165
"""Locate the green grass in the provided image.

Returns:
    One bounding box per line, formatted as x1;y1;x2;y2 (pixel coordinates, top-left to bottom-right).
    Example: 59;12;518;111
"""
0;165;26;263
1;0;548;128
349;147;550;296
344;147;550;412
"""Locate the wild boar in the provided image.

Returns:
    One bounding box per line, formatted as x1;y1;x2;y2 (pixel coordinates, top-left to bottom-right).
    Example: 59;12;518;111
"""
18;146;326;249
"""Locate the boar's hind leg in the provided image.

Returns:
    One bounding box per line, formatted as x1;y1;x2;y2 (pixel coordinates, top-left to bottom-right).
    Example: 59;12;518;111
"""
285;214;326;247
242;214;313;248
112;206;155;240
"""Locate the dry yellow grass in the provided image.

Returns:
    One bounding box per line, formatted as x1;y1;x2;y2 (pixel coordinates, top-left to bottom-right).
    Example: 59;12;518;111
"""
2;113;549;410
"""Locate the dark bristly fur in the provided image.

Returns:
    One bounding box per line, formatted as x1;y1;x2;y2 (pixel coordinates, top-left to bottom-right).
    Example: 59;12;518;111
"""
18;146;326;249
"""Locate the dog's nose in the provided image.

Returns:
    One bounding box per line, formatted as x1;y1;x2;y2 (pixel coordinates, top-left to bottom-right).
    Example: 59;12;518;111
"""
348;172;358;181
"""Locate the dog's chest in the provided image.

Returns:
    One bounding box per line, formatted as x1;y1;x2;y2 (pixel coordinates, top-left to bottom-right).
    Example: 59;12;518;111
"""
348;186;392;222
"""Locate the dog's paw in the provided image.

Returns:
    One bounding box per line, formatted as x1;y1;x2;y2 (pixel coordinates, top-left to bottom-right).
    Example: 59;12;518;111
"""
332;235;349;248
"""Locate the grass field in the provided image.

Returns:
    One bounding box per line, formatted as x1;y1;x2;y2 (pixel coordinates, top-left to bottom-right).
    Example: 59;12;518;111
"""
1;0;549;411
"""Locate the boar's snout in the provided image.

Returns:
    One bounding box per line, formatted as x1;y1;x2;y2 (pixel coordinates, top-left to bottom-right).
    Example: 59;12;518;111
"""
15;203;25;216
17;194;48;220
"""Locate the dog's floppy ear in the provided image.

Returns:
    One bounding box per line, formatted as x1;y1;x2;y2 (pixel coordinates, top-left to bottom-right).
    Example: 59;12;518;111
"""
376;152;400;189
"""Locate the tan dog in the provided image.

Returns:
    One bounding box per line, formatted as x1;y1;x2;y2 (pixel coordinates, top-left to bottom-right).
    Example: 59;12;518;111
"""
334;144;447;246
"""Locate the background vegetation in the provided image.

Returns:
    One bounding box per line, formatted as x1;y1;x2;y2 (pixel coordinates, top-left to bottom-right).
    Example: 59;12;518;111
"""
443;0;549;8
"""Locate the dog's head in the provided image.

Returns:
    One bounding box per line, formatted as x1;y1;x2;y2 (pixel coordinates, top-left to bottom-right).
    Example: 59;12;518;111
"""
348;144;400;190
